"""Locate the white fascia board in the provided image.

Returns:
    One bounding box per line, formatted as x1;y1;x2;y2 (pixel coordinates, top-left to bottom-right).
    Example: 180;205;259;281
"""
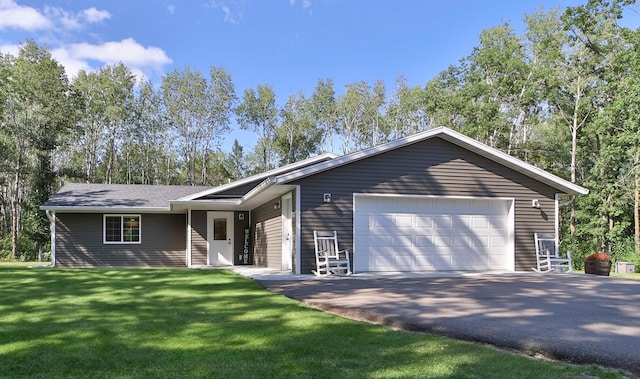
168;177;281;211
176;153;337;201
241;176;277;202
38;206;171;213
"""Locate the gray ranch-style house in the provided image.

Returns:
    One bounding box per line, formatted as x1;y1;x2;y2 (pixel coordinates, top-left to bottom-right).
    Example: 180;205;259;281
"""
41;127;588;274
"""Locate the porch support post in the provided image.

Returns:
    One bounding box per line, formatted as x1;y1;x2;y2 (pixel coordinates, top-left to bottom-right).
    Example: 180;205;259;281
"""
187;207;192;267
295;185;301;275
555;194;560;245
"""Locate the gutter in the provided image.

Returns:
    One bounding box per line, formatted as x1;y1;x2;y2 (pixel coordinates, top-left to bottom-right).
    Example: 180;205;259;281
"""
39;206;171;213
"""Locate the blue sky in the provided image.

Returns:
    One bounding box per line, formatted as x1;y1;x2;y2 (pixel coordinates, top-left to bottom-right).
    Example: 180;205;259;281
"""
0;0;608;148
1;0;591;95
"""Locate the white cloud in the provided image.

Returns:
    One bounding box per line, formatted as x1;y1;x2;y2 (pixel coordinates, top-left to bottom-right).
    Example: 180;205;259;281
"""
167;4;176;15
0;43;20;56
0;0;52;30
45;5;111;31
68;38;171;67
52;38;172;80
205;0;242;24
50;47;92;79
0;3;168;82
82;7;110;23
289;0;312;9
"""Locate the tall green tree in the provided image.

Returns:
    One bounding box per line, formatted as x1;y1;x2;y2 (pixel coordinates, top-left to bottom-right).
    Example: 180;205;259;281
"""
235;84;279;171
275;92;322;165
1;40;77;258
585;26;640;254
131;80;171;184
224;139;247;180
162;66;235;185
336;80;387;154
71;69;105;182
561;0;633;244
99;64;136;184
386;75;427;139
310;78;338;153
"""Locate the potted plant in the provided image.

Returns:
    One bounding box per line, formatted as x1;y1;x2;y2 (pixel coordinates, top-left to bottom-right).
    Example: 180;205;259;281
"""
584;252;612;276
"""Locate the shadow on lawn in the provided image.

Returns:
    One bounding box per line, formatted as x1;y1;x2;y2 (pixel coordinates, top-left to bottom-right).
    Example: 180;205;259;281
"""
0;266;565;379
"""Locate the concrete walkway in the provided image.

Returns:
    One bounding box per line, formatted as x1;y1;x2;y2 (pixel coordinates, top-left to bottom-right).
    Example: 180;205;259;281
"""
240;269;640;375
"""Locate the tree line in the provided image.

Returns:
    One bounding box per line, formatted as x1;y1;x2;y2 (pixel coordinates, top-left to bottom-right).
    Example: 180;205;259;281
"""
1;0;638;265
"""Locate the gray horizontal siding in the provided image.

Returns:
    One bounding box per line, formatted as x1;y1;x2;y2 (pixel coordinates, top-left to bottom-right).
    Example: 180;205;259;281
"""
293;137;558;273
252;198;282;269
55;213;187;268
190;210;207;266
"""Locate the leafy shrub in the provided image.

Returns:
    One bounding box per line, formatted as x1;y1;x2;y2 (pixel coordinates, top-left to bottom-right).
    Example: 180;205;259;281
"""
562;236;598;270
611;237;640;272
0;235;44;261
0;236;11;260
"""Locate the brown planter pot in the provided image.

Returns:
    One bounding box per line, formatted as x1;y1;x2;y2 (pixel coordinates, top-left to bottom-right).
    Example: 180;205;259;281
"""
585;260;612;276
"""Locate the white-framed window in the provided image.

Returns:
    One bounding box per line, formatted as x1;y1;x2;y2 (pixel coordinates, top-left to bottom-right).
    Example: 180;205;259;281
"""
103;215;141;244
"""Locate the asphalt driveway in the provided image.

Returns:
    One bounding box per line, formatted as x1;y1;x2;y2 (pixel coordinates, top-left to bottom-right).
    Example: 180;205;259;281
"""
259;274;640;374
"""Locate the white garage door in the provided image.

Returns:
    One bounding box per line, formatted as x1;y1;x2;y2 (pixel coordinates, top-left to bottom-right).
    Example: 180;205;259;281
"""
354;195;513;272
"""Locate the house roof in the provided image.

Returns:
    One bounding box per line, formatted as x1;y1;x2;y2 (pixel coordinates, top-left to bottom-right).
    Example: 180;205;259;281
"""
41;183;212;212
41;127;588;213
176;153;336;202
41;154;337;212
275;126;589;196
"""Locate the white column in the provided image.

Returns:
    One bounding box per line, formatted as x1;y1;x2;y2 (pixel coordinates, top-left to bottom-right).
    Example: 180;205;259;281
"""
187;208;192;267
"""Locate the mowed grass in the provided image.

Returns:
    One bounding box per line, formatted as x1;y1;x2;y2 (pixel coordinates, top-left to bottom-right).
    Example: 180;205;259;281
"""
0;266;625;379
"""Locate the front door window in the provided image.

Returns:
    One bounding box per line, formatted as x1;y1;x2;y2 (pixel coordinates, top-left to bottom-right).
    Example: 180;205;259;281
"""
214;218;227;240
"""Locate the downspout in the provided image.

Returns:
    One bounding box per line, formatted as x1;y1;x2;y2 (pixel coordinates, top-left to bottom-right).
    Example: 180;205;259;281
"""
45;210;56;267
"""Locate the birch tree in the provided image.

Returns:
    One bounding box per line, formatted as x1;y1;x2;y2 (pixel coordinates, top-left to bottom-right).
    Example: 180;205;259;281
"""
0;41;76;258
235;84;279;171
275;92;322;165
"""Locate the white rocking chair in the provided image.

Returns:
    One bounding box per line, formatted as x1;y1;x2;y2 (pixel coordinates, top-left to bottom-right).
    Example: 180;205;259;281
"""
532;233;573;273
313;231;352;276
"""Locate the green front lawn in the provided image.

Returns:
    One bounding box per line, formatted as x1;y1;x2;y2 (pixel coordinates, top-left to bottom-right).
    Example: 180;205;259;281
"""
0;265;625;378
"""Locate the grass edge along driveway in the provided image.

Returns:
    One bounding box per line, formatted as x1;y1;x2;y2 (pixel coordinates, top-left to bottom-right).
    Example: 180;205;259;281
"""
0;265;628;379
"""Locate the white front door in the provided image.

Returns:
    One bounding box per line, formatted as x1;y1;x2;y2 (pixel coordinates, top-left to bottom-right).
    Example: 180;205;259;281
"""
207;212;234;266
281;193;293;271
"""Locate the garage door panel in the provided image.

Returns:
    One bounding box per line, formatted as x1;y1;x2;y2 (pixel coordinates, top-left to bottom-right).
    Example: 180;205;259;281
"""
470;236;490;248
354;196;512;272
371;214;395;228
416;255;452;270
395;235;414;247
471;217;489;228
453;236;470;248
433;215;452;228
433;235;452;247
369;234;394;247
491;237;507;248
415;235;435;247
